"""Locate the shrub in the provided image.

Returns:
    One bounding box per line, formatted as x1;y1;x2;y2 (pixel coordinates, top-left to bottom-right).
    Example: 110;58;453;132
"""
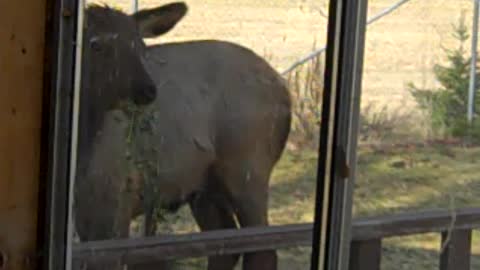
286;50;324;149
358;103;415;143
407;14;480;142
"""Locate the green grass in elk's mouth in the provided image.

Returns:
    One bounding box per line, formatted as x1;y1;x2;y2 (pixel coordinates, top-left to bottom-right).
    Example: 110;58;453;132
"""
121;101;172;228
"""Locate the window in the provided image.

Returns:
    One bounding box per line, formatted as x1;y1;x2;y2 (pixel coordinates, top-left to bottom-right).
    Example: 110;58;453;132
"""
42;0;369;270
350;1;480;270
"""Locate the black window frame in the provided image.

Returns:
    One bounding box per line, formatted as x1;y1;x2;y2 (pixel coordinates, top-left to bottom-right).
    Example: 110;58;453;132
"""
311;0;369;269
40;0;82;269
39;0;369;269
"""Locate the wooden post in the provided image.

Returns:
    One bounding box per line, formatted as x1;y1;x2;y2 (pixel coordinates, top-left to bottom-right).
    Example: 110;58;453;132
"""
439;229;472;270
348;239;382;270
0;0;48;269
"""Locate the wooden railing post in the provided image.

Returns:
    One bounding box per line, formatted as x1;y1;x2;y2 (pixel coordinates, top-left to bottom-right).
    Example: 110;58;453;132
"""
439;229;472;270
348;239;382;270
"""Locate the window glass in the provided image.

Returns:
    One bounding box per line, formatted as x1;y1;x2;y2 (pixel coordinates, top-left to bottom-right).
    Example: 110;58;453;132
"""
353;1;480;269
70;1;331;269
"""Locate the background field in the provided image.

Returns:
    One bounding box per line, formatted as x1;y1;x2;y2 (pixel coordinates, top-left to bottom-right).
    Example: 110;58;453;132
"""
83;0;480;269
90;0;476;108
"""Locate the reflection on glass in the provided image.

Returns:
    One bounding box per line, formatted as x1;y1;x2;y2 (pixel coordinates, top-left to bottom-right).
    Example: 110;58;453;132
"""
352;1;480;269
71;0;329;269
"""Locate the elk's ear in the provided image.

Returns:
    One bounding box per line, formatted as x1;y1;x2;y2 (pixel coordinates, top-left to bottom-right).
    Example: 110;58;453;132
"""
132;2;188;38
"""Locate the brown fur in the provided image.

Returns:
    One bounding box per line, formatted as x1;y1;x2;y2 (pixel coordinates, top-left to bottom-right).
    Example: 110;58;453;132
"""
73;3;291;270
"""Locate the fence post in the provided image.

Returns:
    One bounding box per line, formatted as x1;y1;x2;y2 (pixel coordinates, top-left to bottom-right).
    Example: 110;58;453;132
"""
131;0;138;13
439;229;472;270
468;0;480;124
348;239;382;270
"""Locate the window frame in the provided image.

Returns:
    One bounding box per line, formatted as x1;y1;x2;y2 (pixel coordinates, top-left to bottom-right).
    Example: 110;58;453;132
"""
40;0;83;269
309;0;369;269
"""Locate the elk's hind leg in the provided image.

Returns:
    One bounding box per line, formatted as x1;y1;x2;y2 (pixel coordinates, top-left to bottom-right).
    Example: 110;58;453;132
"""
189;190;240;270
233;178;277;270
219;160;278;270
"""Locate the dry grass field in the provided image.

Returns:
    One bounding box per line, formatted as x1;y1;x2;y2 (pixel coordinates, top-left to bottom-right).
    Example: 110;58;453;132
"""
88;0;476;109
80;0;480;269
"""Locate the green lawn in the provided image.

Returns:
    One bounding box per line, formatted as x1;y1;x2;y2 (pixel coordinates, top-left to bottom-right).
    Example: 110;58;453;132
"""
130;145;480;269
353;145;480;270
